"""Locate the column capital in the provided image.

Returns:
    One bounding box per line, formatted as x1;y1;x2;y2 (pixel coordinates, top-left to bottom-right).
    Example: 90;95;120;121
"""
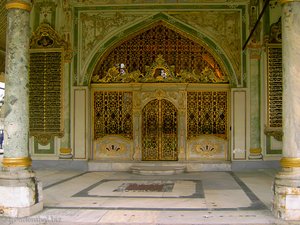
6;0;32;12
280;0;300;4
2;157;32;167
280;157;300;168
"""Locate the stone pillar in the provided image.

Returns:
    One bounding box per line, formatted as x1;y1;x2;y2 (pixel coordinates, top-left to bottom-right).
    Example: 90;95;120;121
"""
0;0;43;217
272;0;300;220
249;54;263;160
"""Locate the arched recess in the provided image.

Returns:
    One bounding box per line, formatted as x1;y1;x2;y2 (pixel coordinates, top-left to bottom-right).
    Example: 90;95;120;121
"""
89;15;232;162
85;13;237;86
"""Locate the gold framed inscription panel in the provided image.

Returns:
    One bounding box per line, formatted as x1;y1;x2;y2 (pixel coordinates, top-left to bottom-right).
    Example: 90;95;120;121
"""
29;23;71;148
264;44;283;145
29;48;64;147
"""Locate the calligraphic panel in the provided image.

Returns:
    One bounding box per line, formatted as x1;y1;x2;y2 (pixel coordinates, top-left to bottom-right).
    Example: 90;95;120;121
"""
267;44;282;128
29;51;63;135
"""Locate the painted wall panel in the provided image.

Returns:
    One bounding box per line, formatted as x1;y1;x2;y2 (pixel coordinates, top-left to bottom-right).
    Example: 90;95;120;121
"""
232;90;247;160
73;88;87;159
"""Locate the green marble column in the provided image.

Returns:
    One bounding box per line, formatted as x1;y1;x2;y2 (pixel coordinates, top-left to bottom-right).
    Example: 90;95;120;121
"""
2;0;31;165
0;0;43;217
273;0;300;220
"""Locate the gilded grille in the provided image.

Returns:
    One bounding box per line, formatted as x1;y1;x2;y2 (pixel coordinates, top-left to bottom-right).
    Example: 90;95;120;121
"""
142;99;177;161
92;23;226;83
187;91;227;139
94;91;133;139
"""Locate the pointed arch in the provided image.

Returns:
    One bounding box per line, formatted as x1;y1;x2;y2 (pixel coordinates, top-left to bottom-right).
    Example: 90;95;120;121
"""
84;13;237;86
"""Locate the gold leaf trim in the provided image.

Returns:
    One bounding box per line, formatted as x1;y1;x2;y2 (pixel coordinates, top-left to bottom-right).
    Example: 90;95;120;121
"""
280;157;300;168
2;157;32;167
60;147;72;154
6;2;32;11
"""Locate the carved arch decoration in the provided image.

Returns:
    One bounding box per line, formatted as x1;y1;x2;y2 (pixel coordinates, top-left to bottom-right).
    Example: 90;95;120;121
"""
91;22;229;84
84;13;236;85
30;23;72;61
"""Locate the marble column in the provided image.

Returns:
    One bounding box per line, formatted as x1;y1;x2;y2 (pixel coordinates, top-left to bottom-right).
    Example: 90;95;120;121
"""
272;0;300;220
0;0;43;217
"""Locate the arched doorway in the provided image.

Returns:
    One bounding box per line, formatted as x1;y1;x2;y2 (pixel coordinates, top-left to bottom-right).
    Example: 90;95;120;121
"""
142;99;178;161
90;22;231;162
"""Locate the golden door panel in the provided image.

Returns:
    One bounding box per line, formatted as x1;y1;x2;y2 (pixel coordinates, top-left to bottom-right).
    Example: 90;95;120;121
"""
142;99;178;161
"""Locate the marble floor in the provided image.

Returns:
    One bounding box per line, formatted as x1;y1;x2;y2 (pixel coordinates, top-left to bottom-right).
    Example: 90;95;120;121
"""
0;168;299;225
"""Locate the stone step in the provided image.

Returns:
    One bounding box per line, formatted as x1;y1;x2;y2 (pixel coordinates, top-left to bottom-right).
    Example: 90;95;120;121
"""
88;161;232;172
130;165;186;175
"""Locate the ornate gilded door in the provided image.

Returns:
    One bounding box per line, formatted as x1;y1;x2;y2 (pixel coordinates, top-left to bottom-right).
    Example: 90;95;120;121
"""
142;99;178;161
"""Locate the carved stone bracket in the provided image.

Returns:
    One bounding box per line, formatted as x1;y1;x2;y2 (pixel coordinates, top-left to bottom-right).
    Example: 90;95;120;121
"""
264;127;283;141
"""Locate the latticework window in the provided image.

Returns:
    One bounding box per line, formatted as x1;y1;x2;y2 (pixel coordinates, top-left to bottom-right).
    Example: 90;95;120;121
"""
94;91;133;139
92;23;226;82
187;91;227;139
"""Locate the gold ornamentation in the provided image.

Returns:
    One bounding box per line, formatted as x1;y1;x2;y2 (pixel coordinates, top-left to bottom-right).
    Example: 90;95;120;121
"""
280;157;300;168
92;24;227;84
94;91;133;139
142;99;178;161
172;12;241;83
187;91;228;139
6;1;32;12
188;134;227;160
29;51;64;140
266;44;282;130
2;157;32;167
30;23;72;61
93;53;227;83
60;147;72;154
250;148;262;154
29;23;69;142
195;143;217;157
93;135;132;160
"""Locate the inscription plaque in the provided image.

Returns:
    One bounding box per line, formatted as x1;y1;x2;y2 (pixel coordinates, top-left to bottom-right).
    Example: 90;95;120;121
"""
29;51;63;138
267;44;282;129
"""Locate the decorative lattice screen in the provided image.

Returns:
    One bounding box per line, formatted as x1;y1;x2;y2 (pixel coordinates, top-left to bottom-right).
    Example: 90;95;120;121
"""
187;91;227;139
93;91;133;139
92;23;226;82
